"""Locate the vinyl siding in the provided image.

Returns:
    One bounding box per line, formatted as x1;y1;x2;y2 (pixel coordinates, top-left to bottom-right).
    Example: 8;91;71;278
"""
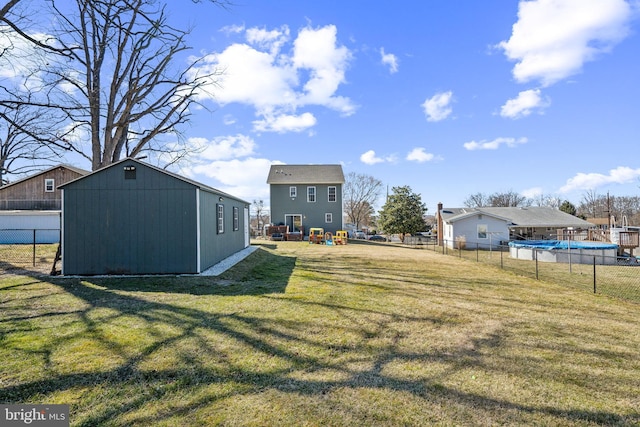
62;161;198;275
270;183;343;235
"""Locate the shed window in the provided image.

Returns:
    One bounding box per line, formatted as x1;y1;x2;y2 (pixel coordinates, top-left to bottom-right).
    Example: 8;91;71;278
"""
44;179;55;192
290;186;297;198
233;206;239;231
325;213;333;223
217;204;224;234
328;186;336;202
307;186;316;203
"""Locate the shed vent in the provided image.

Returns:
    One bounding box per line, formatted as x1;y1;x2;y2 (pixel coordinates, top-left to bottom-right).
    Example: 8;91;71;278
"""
124;166;136;180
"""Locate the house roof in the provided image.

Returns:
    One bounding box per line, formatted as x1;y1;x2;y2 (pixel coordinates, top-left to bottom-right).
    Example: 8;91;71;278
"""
60;158;250;204
0;164;89;191
266;164;345;184
441;206;594;229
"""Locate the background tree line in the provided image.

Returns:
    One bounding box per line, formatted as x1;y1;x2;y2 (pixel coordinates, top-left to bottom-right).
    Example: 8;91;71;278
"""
463;190;640;225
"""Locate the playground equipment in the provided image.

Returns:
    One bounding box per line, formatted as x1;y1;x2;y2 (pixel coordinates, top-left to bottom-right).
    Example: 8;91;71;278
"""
325;231;334;246
334;230;348;245
309;228;325;244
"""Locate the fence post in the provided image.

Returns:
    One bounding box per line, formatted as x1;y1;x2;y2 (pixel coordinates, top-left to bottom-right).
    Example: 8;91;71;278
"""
500;247;503;269
593;256;596;294
535;249;539;280
476;243;479;262
32;229;36;267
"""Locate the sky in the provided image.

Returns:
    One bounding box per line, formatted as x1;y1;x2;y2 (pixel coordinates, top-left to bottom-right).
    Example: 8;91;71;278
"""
6;0;640;215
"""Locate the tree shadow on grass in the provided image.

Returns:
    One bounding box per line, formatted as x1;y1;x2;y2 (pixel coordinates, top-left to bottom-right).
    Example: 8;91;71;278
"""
0;246;637;426
0;260;52;277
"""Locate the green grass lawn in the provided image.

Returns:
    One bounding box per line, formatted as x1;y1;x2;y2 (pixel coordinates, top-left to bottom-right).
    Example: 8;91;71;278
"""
1;240;639;426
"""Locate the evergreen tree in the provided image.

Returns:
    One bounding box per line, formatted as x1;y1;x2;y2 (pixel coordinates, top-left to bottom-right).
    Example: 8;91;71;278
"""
378;185;427;240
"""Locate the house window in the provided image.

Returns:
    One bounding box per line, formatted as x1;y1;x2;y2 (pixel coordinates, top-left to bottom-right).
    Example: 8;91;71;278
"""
325;213;333;223
328;186;336;202
233;206;239;231
217;204;224;234
307;186;316;203
477;224;488;239
290;186;297;198
44;179;55;192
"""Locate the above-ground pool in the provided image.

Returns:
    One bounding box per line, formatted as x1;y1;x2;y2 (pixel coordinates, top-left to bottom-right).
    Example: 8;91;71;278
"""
509;240;618;265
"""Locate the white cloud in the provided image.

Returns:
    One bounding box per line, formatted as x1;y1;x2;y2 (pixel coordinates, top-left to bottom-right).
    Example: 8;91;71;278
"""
406;147;435;163
292;25;354;114
195;43;298;108
192;157;275;200
220;24;245;36
360;150;397;165
559;166;640;193
223;114;236;125
463;137;528;151
253;112;317;133
192;24;355;133
195;134;257;161
246;25;290;54
521;187;544;199
498;0;633;86
360;150;384;165
380;47;399;74
500;89;550;118
422;91;453;122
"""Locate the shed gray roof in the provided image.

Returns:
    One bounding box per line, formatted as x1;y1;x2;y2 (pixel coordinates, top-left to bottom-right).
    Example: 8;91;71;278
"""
60;158;250;204
266;164;345;184
441;206;594;228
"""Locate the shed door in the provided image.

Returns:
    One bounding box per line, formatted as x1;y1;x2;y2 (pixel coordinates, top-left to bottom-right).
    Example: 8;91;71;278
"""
244;207;250;247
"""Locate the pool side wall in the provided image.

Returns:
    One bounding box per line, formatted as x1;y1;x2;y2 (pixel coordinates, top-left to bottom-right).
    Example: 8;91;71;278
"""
509;247;617;265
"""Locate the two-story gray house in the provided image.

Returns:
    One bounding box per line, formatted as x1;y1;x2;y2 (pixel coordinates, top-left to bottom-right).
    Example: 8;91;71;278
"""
267;164;344;237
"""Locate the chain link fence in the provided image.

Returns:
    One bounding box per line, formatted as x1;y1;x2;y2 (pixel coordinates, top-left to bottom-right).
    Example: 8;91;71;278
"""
0;229;59;274
404;236;640;303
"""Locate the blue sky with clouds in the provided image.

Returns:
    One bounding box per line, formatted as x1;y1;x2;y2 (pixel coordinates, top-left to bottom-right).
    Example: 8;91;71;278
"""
169;0;640;214
5;0;640;215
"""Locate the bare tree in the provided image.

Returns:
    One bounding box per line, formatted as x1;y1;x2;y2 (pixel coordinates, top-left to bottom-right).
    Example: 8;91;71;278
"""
579;190;606;218
463;192;490;208
579;192;640;225
464;190;530;207
343;172;382;230
531;193;561;208
0;0;21;20
1;0;229;171
0;102;69;184
252;199;269;237
489;190;530;207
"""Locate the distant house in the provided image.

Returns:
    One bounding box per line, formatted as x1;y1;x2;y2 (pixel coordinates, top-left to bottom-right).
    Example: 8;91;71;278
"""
0;164;89;210
0;165;89;244
267;164;344;238
436;204;594;249
60;158;250;275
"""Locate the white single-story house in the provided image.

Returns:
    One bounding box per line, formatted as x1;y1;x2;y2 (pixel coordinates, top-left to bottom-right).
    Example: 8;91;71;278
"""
436;204;595;249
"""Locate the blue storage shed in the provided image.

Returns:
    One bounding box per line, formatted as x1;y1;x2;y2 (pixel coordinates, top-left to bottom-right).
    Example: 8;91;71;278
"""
60;158;250;275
